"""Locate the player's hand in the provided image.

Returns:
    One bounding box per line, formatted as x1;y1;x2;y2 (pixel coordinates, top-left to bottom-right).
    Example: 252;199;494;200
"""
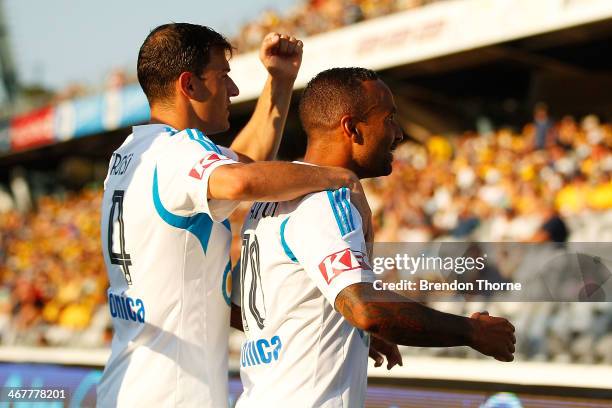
259;33;303;81
468;311;516;362
369;336;403;370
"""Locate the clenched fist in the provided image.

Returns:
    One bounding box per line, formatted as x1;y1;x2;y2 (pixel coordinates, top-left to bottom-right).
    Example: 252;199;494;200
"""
469;311;516;362
259;33;303;81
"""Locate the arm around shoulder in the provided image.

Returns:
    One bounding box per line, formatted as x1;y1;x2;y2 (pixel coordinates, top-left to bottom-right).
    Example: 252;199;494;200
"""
207;161;359;202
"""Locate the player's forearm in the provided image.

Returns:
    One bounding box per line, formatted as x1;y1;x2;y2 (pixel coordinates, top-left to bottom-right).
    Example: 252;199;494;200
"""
230;75;294;161
363;300;474;347
243;162;357;202
209;162;357;201
336;283;474;347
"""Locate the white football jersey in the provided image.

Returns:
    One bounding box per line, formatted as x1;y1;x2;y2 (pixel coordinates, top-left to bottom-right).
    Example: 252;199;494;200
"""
98;124;239;408
234;175;375;408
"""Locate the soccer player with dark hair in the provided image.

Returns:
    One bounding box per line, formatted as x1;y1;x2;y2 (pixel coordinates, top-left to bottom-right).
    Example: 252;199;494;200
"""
98;24;370;407
235;68;515;407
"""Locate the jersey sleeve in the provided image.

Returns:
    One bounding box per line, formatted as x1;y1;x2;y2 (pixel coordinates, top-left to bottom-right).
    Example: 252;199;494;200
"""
218;145;239;162
282;188;375;308
205;145;241;220
156;129;240;222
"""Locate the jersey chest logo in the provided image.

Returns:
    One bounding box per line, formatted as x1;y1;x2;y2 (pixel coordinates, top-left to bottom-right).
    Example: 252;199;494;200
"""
189;153;226;180
319;248;369;284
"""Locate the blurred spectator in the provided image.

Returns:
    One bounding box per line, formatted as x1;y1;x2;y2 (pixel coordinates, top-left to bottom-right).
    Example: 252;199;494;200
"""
51;83;89;104
527;205;568;243
106;68;128;90
533;102;553;150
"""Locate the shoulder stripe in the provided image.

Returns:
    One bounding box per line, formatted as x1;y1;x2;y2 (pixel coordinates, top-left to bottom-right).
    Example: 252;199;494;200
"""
186;128;220;154
333;189;353;235
195;129;222;154
280;218;298;262
186;128;213;152
340;188;355;231
326;190;347;235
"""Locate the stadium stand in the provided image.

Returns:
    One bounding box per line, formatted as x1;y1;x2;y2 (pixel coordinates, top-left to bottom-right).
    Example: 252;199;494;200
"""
369;114;612;243
232;0;445;53
0;188;109;348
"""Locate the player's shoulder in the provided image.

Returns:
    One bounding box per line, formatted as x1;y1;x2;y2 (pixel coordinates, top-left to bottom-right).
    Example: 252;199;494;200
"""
298;187;353;208
172;128;223;154
293;188;361;235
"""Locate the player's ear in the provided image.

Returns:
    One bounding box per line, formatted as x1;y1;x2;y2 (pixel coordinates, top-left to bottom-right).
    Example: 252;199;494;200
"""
178;71;196;99
340;115;362;143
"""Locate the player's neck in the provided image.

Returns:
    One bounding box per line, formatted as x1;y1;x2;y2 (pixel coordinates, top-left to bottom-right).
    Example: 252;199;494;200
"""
149;102;205;132
150;104;185;131
303;143;358;176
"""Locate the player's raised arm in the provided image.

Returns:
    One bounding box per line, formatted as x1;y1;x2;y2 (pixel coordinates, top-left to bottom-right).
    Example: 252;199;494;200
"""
334;284;516;362
230;33;303;162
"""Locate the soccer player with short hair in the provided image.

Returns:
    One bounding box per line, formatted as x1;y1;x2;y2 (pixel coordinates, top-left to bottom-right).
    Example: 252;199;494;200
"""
235;68;516;407
98;24;370;408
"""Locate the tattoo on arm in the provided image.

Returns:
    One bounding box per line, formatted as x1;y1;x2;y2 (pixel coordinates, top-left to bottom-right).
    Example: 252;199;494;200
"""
335;283;473;347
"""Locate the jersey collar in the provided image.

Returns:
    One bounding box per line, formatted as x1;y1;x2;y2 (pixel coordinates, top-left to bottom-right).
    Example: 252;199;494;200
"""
133;124;177;137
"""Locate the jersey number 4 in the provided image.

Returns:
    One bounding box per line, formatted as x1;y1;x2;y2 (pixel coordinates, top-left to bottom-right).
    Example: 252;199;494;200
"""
107;190;133;285
241;232;266;330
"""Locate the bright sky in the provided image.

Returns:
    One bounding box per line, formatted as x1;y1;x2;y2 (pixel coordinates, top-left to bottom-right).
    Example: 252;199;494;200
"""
3;0;298;91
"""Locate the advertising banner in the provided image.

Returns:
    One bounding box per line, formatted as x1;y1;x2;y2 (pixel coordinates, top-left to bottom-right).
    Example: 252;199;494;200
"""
72;94;105;138
115;84;149;129
9;106;55;152
54;100;76;142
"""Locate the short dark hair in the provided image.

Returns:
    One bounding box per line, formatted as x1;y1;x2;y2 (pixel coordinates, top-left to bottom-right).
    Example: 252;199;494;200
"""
299;67;379;134
137;23;233;104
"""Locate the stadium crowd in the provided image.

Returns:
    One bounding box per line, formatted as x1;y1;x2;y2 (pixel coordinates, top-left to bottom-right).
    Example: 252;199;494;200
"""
0;188;109;347
368;112;612;243
0;113;610;362
232;0;444;52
